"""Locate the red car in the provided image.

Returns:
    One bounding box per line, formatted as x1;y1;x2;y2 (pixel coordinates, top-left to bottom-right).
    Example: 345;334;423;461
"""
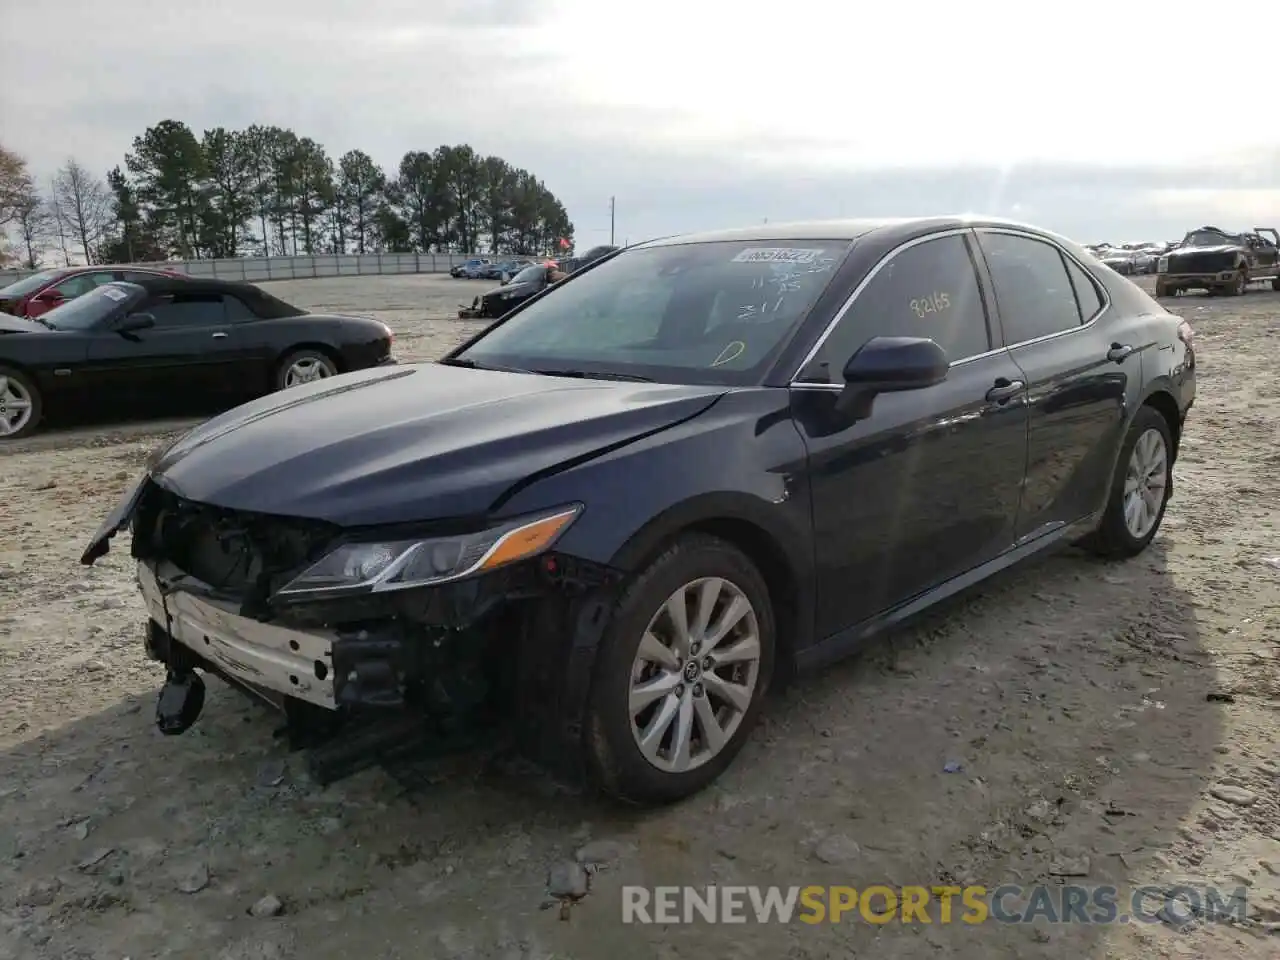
0;266;188;319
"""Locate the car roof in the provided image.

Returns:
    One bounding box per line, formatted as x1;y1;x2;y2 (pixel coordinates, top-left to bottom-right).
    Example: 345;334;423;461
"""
638;215;1077;248
109;276;272;298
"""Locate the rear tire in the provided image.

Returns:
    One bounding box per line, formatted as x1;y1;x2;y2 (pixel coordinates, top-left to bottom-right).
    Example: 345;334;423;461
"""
0;364;42;441
585;534;776;805
275;348;338;391
1080;406;1173;559
1272;277;1280;292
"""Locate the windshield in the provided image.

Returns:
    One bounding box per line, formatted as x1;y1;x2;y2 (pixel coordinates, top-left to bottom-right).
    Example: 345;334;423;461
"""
43;283;142;330
456;239;852;384
0;269;62;298
510;264;546;284
1183;230;1234;247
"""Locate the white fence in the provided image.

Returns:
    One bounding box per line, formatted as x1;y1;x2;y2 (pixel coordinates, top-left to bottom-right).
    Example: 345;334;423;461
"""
0;252;490;287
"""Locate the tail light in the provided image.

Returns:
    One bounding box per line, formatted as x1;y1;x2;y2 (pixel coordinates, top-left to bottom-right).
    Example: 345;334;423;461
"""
1177;320;1194;346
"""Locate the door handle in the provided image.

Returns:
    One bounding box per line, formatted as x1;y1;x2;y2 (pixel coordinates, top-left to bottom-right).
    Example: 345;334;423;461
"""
211;332;228;339
985;378;1025;402
1107;343;1133;362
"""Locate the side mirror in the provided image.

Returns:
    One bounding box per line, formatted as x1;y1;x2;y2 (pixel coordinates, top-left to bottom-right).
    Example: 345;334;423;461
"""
116;313;155;333
835;336;950;419
36;290;64;303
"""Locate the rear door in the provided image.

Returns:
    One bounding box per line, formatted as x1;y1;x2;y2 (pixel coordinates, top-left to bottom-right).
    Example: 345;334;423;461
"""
974;229;1143;541
1250;229;1280;275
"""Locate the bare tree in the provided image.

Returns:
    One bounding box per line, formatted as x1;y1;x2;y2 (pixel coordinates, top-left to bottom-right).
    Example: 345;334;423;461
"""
47;179;73;267
13;186;53;269
52;158;111;265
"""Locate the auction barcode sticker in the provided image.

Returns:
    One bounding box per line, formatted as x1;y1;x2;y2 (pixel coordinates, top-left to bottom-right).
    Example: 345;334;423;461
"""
731;248;825;264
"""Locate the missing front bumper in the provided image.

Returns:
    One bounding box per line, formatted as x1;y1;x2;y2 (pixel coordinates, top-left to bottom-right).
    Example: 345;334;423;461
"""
138;560;338;709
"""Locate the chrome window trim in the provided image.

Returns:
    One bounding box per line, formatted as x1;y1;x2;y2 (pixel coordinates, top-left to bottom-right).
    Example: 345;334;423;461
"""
787;226;1113;389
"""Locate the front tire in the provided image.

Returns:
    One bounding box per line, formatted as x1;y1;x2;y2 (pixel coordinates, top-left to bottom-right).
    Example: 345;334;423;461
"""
1229;268;1248;296
0;364;42;440
585;534;776;805
1081;406;1173;559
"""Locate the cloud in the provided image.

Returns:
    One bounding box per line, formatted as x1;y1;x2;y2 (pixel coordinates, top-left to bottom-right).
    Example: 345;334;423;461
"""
3;0;1276;247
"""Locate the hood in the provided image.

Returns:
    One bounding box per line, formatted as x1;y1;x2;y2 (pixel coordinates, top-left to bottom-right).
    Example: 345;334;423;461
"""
0;315;49;334
149;362;726;526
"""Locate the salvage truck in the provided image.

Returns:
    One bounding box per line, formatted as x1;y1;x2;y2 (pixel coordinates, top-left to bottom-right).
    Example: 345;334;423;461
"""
1154;225;1280;296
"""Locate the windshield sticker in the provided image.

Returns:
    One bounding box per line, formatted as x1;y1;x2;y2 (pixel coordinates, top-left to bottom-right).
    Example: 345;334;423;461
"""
732;247;825;264
711;341;746;367
100;287;128;302
910;292;951;318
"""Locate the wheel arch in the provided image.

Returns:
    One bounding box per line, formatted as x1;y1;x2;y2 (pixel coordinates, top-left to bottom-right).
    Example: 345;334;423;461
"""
1139;386;1184;462
607;496;811;684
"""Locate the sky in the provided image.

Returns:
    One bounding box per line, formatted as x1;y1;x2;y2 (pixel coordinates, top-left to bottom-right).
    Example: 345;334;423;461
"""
4;0;1278;249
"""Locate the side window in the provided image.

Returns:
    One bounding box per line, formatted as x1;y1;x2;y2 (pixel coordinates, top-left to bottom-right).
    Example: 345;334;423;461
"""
53;272;116;298
222;295;257;321
124;272;163;283
145;294;227;327
1064;258;1104;322
979;233;1082;343
802;234;990;379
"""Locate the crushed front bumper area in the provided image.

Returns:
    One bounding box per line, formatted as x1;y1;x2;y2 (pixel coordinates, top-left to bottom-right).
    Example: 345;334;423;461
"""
134;553;622;785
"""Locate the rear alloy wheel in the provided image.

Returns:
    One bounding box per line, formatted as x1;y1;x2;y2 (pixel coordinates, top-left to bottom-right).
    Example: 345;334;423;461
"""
586;534;775;804
276;349;338;390
1081;406;1173;559
0;366;41;440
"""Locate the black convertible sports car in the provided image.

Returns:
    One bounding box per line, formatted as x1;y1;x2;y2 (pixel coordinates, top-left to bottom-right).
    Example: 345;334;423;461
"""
0;277;394;440
83;217;1195;805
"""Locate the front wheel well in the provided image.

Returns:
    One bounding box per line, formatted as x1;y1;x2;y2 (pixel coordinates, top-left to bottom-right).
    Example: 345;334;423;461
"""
1142;390;1183;461
662;517;802;687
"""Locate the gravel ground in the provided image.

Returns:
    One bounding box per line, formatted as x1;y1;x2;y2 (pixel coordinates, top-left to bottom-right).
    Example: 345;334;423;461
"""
0;273;1277;960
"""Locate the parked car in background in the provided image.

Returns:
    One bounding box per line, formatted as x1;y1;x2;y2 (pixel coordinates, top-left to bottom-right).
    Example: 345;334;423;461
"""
1155;226;1280;296
81;216;1194;805
450;258;491;278
458;261;561;319
0;276;394;440
562;244;620;274
476;258;533;283
0;265;188;319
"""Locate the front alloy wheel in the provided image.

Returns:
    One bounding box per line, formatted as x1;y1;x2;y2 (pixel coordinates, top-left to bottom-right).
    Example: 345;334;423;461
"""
586;534;775;804
628;577;762;774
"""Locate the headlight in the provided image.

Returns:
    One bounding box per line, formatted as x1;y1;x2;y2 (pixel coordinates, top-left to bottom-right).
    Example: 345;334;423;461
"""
272;504;582;599
1157;257;1169;273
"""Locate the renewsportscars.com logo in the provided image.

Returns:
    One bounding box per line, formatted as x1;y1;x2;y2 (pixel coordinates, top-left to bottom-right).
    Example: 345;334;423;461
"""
621;884;1249;926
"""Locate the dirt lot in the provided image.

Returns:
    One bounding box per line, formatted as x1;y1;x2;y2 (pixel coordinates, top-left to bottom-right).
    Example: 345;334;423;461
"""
1;273;1277;960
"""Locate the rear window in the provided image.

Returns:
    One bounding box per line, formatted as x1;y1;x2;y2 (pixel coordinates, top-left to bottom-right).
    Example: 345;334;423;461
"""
240;289;304;319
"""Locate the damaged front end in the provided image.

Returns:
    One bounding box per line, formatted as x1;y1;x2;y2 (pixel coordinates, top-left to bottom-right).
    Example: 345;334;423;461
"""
85;478;622;785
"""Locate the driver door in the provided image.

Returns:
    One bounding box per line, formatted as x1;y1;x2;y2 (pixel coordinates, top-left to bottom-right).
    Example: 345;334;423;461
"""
84;293;239;410
792;231;1030;638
